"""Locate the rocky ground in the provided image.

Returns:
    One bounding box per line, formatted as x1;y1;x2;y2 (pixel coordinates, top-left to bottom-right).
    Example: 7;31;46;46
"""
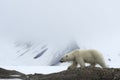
0;67;120;80
0;67;26;80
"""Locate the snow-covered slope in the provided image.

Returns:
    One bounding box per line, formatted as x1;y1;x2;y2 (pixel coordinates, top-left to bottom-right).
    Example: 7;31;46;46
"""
15;40;80;66
0;38;80;66
0;37;120;68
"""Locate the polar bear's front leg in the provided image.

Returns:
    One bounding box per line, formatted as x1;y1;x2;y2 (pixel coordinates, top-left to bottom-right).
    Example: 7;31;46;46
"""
68;61;77;70
76;57;85;68
90;63;96;67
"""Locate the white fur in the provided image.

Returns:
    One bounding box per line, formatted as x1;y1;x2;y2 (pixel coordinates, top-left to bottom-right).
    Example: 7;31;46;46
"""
60;49;107;69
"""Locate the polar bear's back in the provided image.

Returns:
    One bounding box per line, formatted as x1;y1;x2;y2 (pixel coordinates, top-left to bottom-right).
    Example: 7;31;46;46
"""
88;49;104;60
77;49;103;57
77;49;105;63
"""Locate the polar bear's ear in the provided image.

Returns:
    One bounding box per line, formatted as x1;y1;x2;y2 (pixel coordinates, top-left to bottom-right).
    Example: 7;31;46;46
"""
66;55;68;57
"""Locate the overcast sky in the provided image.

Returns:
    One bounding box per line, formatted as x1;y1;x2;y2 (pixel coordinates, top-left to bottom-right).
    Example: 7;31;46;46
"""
0;0;120;49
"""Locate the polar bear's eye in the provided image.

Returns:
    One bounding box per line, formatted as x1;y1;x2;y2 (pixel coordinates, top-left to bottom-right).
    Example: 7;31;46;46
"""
66;55;68;57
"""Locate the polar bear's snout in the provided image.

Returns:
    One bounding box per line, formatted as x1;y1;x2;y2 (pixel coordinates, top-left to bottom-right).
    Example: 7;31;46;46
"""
60;58;64;63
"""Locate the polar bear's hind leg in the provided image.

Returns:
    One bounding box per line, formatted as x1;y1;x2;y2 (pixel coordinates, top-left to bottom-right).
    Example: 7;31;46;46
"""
98;61;107;68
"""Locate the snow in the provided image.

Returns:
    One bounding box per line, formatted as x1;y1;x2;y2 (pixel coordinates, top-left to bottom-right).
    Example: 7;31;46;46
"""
1;66;68;74
10;75;21;77
0;39;79;66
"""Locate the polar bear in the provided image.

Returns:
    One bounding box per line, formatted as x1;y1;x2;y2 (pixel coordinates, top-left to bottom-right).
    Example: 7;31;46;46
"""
60;49;107;69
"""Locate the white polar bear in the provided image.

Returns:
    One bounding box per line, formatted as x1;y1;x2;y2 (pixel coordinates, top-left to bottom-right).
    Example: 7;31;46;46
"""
60;49;107;69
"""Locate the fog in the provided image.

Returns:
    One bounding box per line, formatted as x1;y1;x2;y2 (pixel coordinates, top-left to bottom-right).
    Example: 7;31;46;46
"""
1;0;120;41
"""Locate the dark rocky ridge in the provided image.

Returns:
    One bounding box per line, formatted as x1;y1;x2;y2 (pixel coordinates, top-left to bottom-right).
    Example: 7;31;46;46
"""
0;67;26;79
1;67;120;80
28;67;120;80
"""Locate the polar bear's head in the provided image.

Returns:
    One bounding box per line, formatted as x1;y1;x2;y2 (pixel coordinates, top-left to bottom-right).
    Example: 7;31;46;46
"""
60;53;74;63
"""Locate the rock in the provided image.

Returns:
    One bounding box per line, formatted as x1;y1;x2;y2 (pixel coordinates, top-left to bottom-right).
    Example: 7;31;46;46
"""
28;67;120;80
